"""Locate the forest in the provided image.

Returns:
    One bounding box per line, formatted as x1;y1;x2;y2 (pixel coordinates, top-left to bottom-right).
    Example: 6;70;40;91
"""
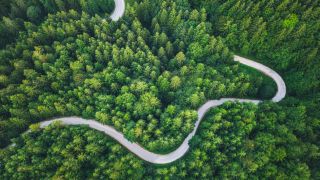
0;0;115;48
191;0;320;96
0;0;319;179
1;102;318;179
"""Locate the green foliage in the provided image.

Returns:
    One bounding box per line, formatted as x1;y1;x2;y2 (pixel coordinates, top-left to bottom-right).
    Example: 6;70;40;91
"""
0;0;319;178
26;6;42;22
194;0;320;95
1;102;318;179
0;0;115;48
0;2;266;154
0;125;145;179
283;14;299;29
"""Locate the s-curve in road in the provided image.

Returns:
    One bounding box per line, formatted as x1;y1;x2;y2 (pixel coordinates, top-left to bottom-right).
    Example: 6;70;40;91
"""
9;55;286;164
4;0;287;164
110;0;125;21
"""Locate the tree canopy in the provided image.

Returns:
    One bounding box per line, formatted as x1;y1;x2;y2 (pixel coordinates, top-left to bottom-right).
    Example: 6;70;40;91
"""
0;0;319;179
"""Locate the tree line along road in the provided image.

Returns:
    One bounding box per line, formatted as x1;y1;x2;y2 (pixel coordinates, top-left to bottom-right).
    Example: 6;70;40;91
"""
4;0;287;164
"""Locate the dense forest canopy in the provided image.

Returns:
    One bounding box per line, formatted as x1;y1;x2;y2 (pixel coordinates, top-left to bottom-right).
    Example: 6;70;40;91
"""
1;102;319;179
0;0;269;153
0;0;319;179
0;0;115;48
190;0;320;96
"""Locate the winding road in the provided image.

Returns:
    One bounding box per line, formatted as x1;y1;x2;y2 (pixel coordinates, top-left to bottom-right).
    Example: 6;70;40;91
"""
110;0;125;21
37;56;286;164
5;0;286;164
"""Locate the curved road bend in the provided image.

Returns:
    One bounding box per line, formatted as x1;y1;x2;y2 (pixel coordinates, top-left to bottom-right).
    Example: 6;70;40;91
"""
5;0;287;164
35;56;286;164
110;0;125;21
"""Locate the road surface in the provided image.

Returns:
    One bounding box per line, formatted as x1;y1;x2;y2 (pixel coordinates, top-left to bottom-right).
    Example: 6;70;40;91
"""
110;0;125;21
16;56;286;164
4;0;287;164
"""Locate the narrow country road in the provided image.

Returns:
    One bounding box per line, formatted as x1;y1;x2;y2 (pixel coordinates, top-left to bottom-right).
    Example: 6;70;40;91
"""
110;0;125;21
4;0;287;164
24;56;286;164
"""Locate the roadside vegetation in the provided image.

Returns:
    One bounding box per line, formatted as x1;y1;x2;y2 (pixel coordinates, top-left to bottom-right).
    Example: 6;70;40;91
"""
0;0;319;179
0;0;267;153
1;102;318;179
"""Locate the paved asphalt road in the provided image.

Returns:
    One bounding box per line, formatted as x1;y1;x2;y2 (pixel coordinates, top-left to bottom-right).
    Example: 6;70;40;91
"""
37;55;286;164
4;0;287;164
110;0;125;21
